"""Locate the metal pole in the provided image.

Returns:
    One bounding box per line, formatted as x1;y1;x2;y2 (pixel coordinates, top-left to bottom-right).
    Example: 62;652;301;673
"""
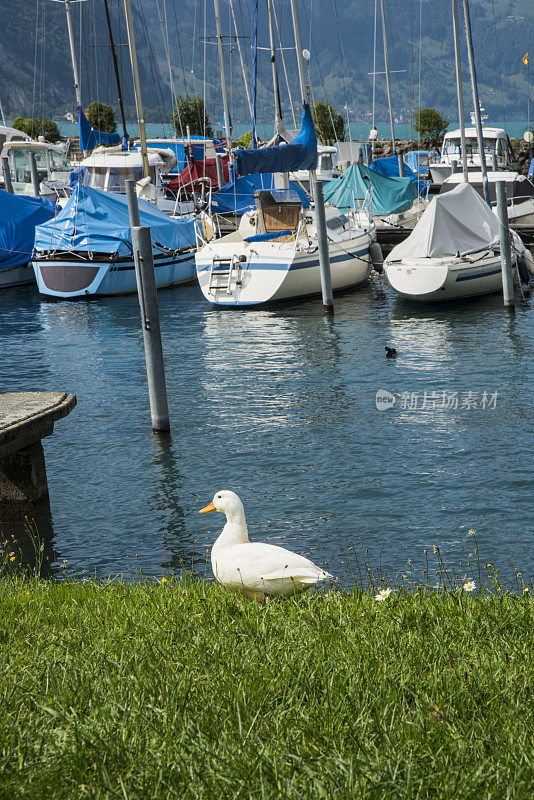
491;154;498;172
103;0;128;140
462;0;489;202
380;0;396;155
123;0;150;178
451;158;458;173
313;179;334;314
267;0;283;131
215;152;224;189
452;0;469;183
272;0;297;127
398;153;405;176
495;180;514;308
29;152;40;196
213;0;233;159
125;180;171;431
0;96;6;127
2;157;14;193
62;0;88;157
229;0;253;119
289;0;308;106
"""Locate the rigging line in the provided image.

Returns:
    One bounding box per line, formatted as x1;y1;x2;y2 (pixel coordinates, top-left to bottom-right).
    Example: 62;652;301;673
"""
155;0;175;112
331;0;358;128
203;0;207;140
272;0;297;127
171;0;188;96
300;1;337;137
32;0;40;121
79;0;84;109
372;0;377;132
191;0;198;80
431;3;449;112
418;0;422;149
92;0;99;105
490;0;506;123
138;0;169;135
40;0;46;123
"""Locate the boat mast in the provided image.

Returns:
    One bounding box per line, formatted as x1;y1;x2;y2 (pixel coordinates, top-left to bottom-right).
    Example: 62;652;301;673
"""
213;0;233;159
0;97;6;127
461;0;489;202
58;0;88;155
267;0;283;132
272;0;297;128
289;0;308;106
123;0;149;178
103;0;128;141
452;0;468;182
380;0;396;155
228;0;253;120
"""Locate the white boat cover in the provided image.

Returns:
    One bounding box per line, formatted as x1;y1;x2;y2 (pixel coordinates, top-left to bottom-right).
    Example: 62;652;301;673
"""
388;182;522;260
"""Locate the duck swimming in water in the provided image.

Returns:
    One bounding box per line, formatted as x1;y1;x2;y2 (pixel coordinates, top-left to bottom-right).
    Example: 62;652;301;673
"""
385;346;397;358
199;490;332;601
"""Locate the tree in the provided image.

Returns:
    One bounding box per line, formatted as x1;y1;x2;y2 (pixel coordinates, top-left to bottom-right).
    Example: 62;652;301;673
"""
85;102;116;133
12;117;61;143
234;131;252;149
414;108;448;147
171;96;213;138
312;102;346;145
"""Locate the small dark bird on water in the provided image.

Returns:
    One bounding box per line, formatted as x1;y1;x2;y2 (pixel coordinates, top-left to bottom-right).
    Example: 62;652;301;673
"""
385;347;397;358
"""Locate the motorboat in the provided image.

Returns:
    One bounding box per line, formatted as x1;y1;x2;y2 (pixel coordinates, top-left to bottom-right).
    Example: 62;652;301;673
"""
0;139;72;200
138;136;224;181
32;184;198;298
384;183;534;302
290;145;338;191
429;127;519;186
195;186;375;306
75;147;179;214
0;189;56;288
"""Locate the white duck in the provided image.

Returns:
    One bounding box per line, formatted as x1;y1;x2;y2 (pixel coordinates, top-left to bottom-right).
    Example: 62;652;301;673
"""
199;490;332;601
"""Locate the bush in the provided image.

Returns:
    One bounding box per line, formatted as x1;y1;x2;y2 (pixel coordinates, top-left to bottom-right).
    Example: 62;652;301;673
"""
85;101;116;133
171;96;213;138
414;107;449;147
313;101;346;145
234;131;252;148
11;117;61;143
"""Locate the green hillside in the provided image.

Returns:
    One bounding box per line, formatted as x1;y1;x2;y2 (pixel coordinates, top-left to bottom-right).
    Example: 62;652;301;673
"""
0;0;531;125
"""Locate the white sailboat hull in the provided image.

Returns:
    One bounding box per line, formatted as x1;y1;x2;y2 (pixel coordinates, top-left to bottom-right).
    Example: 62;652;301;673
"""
196;230;372;306
384;253;510;302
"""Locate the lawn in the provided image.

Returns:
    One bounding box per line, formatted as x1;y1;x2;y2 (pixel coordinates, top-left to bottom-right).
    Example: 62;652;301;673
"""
0;572;532;799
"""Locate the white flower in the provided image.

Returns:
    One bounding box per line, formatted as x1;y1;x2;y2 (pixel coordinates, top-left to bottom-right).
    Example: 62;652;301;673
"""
375;587;392;602
463;580;476;592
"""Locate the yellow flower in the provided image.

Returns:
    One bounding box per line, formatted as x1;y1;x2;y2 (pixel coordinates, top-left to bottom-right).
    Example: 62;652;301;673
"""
9;555;16;562
25;591;30;596
468;529;476;536
160;577;167;584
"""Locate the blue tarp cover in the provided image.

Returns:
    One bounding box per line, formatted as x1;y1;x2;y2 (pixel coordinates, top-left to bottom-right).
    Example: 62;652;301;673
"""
211;173;310;215
370;155;427;195
79;108;120;151
143;137;224;173
528;158;534;178
322;164;417;216
34;184;197;256
0;190;56;269
404;150;439;177
235;104;317;176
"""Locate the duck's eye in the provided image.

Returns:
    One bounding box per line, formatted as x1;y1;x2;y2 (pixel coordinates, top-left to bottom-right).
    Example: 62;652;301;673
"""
217;495;222;499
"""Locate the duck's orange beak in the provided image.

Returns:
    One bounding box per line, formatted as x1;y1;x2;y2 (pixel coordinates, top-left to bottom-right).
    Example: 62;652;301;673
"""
199;501;216;514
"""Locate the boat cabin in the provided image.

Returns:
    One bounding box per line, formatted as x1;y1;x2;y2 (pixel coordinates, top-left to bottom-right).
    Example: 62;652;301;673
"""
0;139;72;197
0;125;32;149
79;149;163;192
430;127;518;185
139;137;224;174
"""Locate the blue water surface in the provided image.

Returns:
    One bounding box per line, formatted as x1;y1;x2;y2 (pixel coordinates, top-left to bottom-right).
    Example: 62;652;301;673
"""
1;278;532;585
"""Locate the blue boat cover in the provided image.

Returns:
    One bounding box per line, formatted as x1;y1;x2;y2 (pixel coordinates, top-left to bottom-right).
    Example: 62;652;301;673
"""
404;150;439;177
322;164;417;216
143;137;224;173
0;190;56;269
34;184;197;256
370;155;427;195
235;105;317;176
528;158;534;178
79;108;120;151
211;173;310;215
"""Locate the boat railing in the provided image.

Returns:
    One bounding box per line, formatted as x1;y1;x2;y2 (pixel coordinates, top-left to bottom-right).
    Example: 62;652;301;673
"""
173;176;213;217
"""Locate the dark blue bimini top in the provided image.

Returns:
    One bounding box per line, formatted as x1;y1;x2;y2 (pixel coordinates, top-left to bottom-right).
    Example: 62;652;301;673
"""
0;189;56;269
211;173;310;215
35;184;197;256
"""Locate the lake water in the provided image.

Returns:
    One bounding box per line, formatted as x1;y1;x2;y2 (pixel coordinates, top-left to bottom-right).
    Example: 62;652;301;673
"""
1;278;532;585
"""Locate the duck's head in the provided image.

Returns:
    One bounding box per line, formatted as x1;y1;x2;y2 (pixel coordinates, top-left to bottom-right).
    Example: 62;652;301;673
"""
199;490;244;518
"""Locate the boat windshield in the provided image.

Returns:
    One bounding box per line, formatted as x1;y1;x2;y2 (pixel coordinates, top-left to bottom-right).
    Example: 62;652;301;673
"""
12;148;49;183
320;154;333;171
48;150;71;172
83;165;158;192
443;137;498;157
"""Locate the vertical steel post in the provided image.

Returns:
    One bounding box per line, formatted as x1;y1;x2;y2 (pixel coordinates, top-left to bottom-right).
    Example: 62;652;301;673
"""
213;0;233;158
495;180;514;309
123;0;150;179
452;0;469;183
462;0;489;202
397;154;405;176
2;157;14;193
380;0;396;155
125;180;171;431
491;154;498;172
215;153;224;189
29;152;40;196
313;180;334;314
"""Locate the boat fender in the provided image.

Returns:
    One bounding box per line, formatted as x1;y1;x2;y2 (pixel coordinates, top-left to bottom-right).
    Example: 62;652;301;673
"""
516;255;531;285
370;240;384;273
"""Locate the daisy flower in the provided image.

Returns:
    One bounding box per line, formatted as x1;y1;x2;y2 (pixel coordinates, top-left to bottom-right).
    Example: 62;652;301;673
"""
375;587;392;602
463;580;476;592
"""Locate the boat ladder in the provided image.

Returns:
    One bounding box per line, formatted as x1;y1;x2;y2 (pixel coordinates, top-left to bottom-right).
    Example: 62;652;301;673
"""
207;254;246;295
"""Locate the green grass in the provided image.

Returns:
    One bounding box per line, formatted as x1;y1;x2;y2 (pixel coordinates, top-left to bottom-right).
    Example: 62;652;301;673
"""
0;573;532;800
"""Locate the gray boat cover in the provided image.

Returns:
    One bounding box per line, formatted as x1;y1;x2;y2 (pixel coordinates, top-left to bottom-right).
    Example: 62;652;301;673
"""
388;182;524;260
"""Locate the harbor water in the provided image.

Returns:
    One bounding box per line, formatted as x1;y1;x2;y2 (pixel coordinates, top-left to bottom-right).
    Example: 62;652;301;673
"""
1;279;532;584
